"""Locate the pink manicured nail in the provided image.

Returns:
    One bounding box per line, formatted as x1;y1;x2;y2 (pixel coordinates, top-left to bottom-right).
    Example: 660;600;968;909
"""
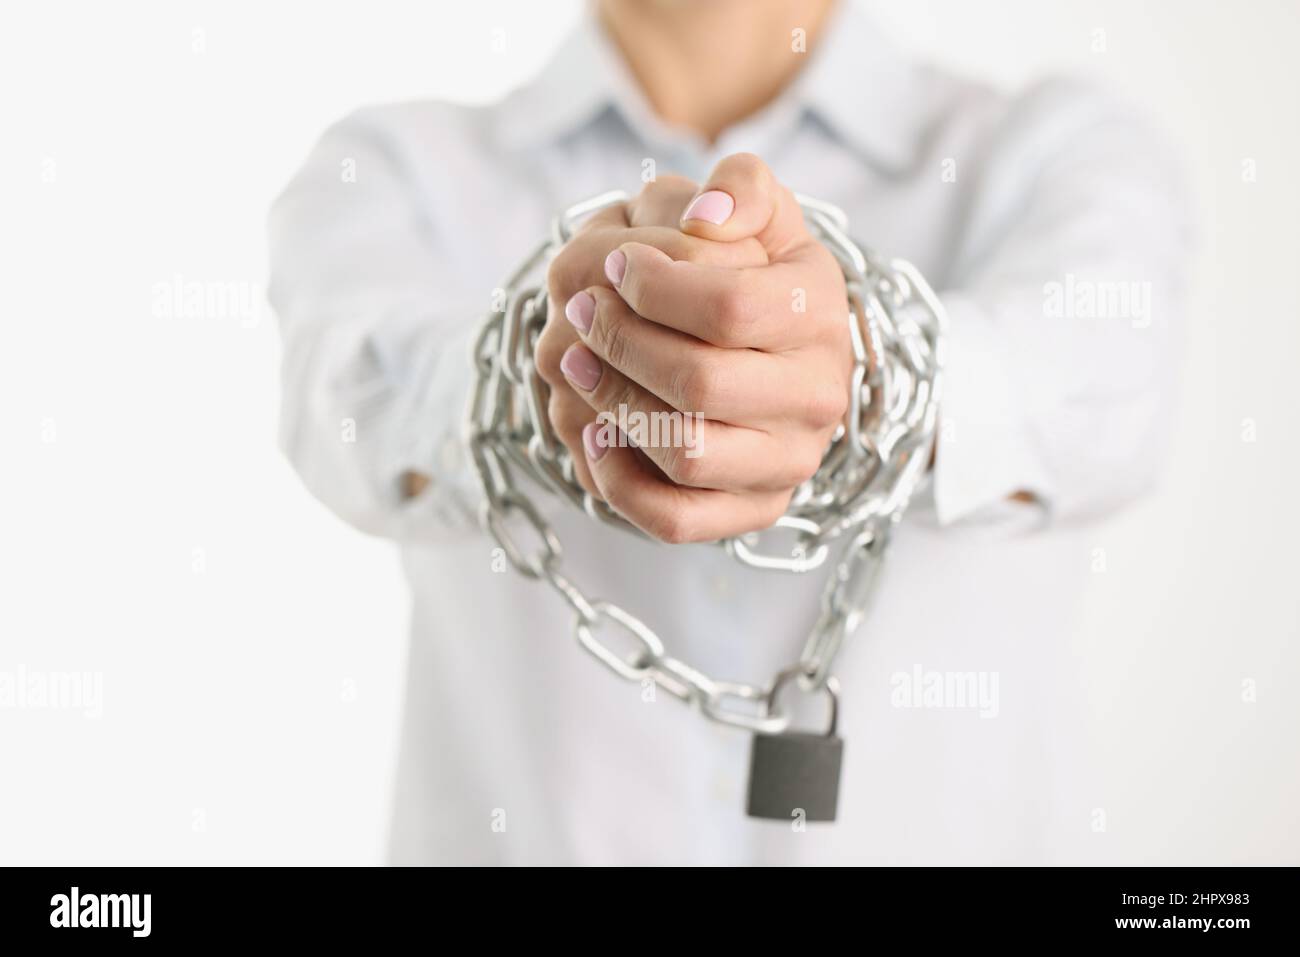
682;190;735;225
565;290;595;333
604;249;627;286
560;343;602;391
582;421;608;461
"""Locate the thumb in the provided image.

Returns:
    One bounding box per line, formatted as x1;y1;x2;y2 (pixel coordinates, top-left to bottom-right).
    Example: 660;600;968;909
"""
678;152;808;259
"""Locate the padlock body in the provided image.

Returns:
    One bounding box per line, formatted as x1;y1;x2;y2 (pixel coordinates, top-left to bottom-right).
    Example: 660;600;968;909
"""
746;731;843;822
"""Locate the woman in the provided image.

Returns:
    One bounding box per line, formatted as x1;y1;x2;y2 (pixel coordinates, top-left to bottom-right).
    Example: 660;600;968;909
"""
270;0;1188;864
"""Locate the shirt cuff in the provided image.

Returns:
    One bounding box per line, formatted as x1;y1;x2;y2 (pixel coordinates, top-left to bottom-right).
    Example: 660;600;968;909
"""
383;319;483;535
930;293;1054;531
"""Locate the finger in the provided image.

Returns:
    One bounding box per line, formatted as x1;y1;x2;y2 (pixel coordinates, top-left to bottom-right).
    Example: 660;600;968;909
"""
583;201;631;228
548;224;766;320
559;342;800;492
580;422;791;544
677;152;809;259
626;174;699;227
607;241;835;350
534;293;581;389
566;286;785;423
548;386;600;497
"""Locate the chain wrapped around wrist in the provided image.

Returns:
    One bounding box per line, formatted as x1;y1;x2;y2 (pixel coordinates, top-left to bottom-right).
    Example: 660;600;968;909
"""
463;190;945;819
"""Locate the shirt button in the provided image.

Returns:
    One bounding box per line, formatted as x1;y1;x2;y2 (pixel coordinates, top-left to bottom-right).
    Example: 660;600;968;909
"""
708;574;732;600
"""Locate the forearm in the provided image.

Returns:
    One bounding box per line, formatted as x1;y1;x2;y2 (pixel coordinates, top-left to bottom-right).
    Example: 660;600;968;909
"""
270;111;483;540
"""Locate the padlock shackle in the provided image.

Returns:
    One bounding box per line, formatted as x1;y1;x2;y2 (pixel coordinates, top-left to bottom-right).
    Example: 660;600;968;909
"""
766;667;840;737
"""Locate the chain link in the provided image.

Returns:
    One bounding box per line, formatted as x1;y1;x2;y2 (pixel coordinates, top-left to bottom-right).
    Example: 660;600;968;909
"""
463;191;945;734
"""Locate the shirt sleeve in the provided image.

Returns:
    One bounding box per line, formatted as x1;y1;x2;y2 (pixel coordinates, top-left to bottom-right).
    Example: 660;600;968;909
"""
931;78;1193;527
268;110;484;542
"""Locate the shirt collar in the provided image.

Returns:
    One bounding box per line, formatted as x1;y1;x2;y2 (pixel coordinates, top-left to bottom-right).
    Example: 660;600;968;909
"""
791;2;925;171
492;2;923;173
492;13;643;151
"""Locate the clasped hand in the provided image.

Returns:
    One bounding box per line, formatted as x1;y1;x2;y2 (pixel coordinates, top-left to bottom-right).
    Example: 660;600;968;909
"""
535;154;851;544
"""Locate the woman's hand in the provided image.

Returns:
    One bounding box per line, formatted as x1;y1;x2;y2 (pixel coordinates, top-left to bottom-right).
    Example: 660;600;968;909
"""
536;155;851;544
536;174;767;498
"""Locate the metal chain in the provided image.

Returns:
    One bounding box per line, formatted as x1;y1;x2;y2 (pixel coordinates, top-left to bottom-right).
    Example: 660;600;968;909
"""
463;190;945;735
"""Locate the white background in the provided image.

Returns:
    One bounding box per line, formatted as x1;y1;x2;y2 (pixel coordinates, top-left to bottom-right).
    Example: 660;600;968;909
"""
1;0;1297;864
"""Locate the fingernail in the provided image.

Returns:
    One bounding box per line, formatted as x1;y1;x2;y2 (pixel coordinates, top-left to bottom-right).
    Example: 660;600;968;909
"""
560;343;602;392
604;249;627;286
682;190;735;225
565;290;595;333
582;421;608;461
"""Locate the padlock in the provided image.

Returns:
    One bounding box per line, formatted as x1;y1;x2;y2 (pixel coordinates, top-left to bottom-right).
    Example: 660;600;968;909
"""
745;671;843;822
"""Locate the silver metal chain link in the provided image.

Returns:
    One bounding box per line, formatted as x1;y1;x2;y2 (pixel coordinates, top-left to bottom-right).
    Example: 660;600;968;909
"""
463;191;945;735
